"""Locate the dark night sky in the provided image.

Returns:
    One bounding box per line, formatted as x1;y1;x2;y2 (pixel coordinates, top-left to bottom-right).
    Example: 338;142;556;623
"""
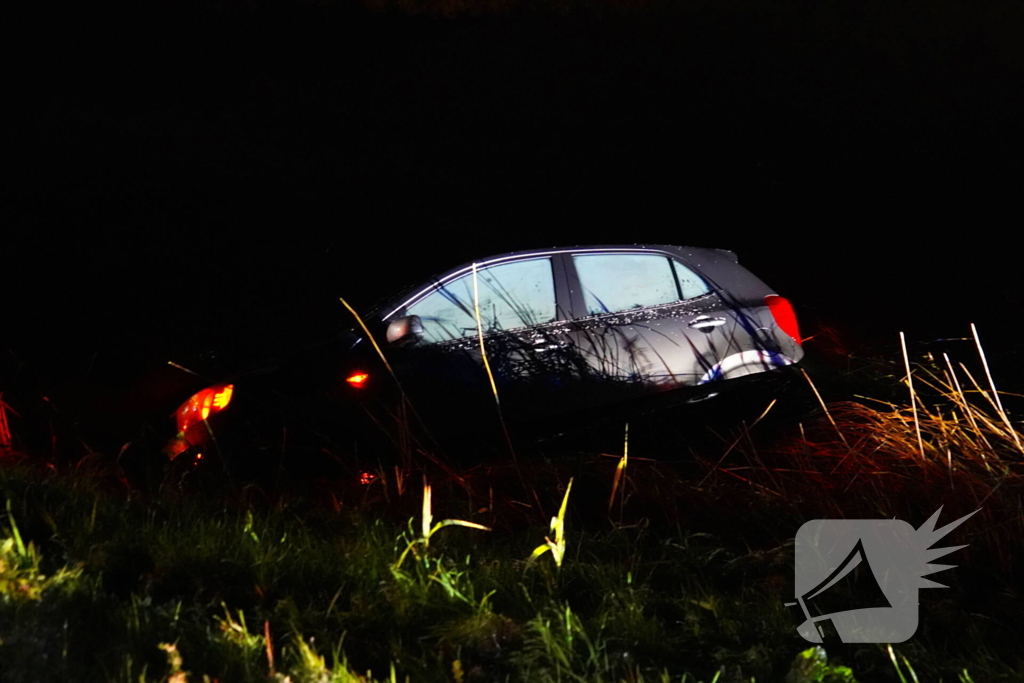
9;0;1024;434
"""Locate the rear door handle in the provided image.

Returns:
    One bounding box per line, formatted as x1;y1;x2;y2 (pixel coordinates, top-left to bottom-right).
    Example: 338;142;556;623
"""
527;335;570;352
535;340;570;352
689;316;727;332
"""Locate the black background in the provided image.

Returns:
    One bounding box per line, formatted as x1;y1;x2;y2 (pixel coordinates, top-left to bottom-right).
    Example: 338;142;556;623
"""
9;0;1024;438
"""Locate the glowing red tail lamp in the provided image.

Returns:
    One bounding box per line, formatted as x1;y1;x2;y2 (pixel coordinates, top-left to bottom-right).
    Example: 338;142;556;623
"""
175;384;234;433
346;372;370;389
764;295;801;345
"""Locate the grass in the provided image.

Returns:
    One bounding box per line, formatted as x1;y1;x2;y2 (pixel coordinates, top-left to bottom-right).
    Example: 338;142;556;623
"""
1;332;1023;682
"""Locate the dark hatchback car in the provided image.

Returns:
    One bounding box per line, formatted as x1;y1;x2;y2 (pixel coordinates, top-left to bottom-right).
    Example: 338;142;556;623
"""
166;244;803;473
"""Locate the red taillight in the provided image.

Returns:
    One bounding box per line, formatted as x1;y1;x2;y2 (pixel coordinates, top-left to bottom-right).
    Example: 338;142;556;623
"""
765;295;801;344
346;372;370;389
175;384;234;433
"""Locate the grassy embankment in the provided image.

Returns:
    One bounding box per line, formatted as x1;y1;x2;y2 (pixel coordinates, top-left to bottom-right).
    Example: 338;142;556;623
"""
1;332;1022;682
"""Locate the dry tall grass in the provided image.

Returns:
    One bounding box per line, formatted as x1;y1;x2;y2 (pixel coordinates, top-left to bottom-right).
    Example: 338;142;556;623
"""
686;342;1023;572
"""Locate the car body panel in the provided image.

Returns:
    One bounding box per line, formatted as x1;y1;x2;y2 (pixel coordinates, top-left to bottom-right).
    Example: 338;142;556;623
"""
378;244;803;419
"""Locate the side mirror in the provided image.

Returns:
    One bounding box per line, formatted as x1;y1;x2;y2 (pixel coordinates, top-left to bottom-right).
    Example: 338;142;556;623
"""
386;315;424;345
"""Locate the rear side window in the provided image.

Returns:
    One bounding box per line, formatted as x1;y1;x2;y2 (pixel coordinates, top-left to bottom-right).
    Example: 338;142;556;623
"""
573;253;709;315
407;258;557;343
671;259;710;300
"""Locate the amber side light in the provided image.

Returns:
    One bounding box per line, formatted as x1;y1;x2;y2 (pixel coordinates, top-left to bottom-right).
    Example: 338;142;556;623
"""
175;383;235;433
346;372;370;388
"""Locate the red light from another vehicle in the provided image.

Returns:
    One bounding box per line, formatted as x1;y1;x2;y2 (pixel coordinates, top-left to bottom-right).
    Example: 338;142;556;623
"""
346;372;370;389
765;295;801;344
175;384;235;433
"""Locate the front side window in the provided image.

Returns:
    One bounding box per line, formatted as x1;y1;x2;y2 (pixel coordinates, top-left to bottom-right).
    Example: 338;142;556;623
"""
407;258;557;343
573;253;710;315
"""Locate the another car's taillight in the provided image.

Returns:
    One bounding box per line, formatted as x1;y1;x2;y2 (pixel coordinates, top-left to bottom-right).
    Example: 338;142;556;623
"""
764;295;801;344
175;384;234;433
346;372;370;389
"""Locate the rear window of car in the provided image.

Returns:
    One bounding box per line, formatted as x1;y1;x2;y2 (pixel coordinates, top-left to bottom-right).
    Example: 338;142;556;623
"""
573;253;710;315
407;258;557;343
